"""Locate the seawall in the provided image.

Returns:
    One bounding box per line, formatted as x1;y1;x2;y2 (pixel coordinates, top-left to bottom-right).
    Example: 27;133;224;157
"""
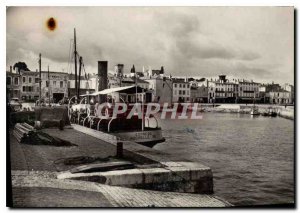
58;124;214;194
200;104;294;120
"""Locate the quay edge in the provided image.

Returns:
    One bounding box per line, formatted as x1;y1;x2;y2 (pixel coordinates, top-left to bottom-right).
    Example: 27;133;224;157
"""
57;124;214;194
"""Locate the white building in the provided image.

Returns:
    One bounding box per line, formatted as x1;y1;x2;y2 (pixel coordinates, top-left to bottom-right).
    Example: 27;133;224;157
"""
269;91;293;104
144;77;172;104
238;80;260;102
172;79;191;102
68;73;96;97
41;71;68;102
207;75;238;103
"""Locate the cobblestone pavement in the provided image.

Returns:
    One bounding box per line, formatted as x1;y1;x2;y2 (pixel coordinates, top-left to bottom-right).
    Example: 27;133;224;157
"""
12;170;230;207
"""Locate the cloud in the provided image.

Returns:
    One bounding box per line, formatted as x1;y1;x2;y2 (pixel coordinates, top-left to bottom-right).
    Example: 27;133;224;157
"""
234;62;271;78
6;7;294;84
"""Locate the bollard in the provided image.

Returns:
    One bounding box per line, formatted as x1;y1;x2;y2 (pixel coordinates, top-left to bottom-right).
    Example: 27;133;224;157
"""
116;142;123;158
59;119;64;131
34;121;41;130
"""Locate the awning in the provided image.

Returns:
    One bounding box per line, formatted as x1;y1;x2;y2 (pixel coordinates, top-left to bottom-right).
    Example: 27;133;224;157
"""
79;93;96;97
91;86;145;95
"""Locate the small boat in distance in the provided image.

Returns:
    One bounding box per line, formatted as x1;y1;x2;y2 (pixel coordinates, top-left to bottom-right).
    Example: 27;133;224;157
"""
250;106;260;116
250;92;260;116
261;107;277;117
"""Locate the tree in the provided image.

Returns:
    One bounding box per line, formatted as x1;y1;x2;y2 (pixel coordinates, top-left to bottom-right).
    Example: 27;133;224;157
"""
13;62;30;74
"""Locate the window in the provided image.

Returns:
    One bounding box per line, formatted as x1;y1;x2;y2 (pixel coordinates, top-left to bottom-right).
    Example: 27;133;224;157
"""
183;91;186;95
35;78;39;83
46;81;49;87
187;84;190;88
60;81;63;88
7;77;11;85
85;82;89;89
28;87;32;92
174;84;177;88
23;77;26;83
187;91;189;96
183;84;186;88
179;84;182;88
23;86;26;92
14;77;19;85
53;81;56;86
29;77;32;83
179;90;182;95
36;87;39;92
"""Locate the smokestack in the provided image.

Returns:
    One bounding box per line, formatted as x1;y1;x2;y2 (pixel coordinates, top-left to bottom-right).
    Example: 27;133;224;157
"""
98;61;108;91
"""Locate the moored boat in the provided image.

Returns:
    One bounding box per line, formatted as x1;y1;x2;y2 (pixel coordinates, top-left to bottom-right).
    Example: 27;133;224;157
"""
250;106;260;116
68;86;165;148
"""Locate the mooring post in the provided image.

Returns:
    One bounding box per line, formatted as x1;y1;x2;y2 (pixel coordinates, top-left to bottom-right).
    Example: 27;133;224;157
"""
116;141;123;158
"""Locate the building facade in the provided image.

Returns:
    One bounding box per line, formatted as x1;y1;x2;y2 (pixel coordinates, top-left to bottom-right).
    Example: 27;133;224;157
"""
207;76;239;103
190;85;208;103
68;73;96;97
41;71;68;103
145;77;172;104
172;80;191;102
6;69;22;100
283;83;294;104
237;80;260;103
20;70;39;101
121;77;149;90
269;91;293;104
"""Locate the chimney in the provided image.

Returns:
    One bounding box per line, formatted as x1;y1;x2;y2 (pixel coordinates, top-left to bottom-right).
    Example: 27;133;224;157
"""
98;61;108;91
10;66;12;73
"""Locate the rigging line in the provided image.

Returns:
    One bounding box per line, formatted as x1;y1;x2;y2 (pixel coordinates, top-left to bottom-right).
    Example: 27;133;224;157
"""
67;39;73;74
74;52;89;89
67;39;71;73
69;53;74;75
81;62;90;89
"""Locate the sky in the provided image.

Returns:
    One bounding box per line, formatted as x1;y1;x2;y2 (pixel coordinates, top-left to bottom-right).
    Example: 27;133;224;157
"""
6;7;294;84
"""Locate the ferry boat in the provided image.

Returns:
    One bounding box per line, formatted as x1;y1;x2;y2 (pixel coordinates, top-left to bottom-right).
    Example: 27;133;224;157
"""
68;86;165;147
66;29;164;147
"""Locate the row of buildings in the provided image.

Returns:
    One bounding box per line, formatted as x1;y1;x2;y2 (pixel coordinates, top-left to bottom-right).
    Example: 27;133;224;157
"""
6;64;294;105
6;66;98;103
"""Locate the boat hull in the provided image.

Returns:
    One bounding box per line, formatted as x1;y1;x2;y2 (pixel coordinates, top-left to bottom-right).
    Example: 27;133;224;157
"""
112;130;165;147
72;124;165;148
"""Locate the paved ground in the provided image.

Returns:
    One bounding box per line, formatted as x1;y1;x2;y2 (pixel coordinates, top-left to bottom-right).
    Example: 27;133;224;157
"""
12;187;113;207
12;170;230;207
8;127;231;207
9;128;121;172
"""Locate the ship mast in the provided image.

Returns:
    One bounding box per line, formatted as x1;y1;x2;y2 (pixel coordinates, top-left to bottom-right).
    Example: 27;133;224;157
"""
74;28;78;102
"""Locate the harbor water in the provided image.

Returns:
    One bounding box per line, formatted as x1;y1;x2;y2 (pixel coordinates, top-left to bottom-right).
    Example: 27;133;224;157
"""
154;113;294;206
